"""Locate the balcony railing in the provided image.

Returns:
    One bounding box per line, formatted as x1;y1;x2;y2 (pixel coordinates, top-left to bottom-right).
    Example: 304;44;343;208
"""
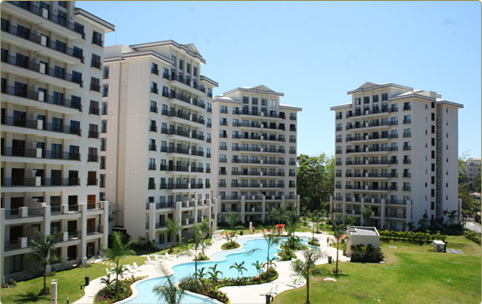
10;1;85;36
2;116;81;136
2;55;82;86
1;147;80;161
1;85;82;111
2;178;80;187
1;24;84;61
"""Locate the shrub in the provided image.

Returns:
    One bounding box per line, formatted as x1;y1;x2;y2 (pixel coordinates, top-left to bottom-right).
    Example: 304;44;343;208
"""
350;244;384;263
278;248;296;261
308;238;320;246
221;241;240;250
94;276;146;304
464;229;481;244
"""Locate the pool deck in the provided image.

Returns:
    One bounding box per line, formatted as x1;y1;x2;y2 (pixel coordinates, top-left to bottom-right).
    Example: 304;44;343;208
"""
74;231;347;304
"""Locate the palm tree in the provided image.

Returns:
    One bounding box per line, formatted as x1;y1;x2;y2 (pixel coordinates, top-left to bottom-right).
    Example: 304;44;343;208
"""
331;220;347;275
252;260;263;276
101;231;135;289
246;231;280;271
310;210;323;241
362;206;373;226
29;231;61;294
444;209;458;226
208;264;223;284
195;267;207;280
292;248;325;304
227;211;239;231
164;218;182;253
285;210;301;248
199;217;210;255
154;263;184;304
230;261;248;279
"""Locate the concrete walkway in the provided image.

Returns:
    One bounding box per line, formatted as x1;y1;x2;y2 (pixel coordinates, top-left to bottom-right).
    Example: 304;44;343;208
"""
74;231;347;304
465;222;481;233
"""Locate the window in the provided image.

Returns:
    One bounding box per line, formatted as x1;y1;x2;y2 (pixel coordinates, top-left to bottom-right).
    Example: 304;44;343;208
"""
252;97;258;105
364;96;370;104
219;154;226;162
90;77;100;92
382;93;388;101
179;59;183;70
403;101;411;111
88;124;99;138
220;118;227;126
403;115;411;124
151;63;159;75
207;103;212;113
103;65;109;79
242;96;249;104
101;102;107;115
100;138;106;151
88;147;98;162
372;95;379;102
89;100;100;115
290;113;296;120
87;171;97;185
92;31;103;47
101;120;107;133
220;106;228;113
102;84;108;97
91;54;101;69
151;82;158;94
219;142;227;150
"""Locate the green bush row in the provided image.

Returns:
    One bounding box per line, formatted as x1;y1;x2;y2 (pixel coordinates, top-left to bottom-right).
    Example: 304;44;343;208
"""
464;229;481;244
379;230;447;243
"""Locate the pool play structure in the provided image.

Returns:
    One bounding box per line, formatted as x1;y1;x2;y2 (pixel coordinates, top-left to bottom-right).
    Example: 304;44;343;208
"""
123;236;313;303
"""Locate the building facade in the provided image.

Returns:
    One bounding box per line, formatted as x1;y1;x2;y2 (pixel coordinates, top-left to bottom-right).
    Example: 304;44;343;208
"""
465;158;481;180
1;1;114;283
100;41;218;246
330;82;463;230
211;86;301;224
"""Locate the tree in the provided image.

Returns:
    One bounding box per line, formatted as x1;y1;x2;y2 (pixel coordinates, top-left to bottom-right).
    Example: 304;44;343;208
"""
310;210;323;240
297;154;335;211
362;206;373;226
252;260;263;275
101;231;135;289
29;231;61;294
418;212;429;231
154;263;184;304
199;217;210;255
208;264;223;284
331;218;352;275
164;218;182;253
227;211;239;231
444;209;458;226
230;261;247;279
292;248;325;304
246;231;280;271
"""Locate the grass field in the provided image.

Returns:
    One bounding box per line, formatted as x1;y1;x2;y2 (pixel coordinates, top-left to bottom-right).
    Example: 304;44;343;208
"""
274;236;481;304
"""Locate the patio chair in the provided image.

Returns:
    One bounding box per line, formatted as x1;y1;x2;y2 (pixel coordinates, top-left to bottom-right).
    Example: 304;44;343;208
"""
133;262;143;272
154;254;163;261
165;252;174;260
146;255;156;264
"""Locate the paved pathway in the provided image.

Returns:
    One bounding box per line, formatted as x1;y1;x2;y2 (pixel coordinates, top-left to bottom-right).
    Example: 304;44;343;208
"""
465;222;481;233
74;231;347;304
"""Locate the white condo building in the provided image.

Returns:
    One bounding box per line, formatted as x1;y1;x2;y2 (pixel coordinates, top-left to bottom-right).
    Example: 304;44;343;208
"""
100;41;218;245
330;82;463;230
212;86;301;224
1;1;114;283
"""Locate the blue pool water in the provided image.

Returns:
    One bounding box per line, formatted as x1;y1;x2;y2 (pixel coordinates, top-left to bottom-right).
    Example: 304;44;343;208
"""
125;236;311;303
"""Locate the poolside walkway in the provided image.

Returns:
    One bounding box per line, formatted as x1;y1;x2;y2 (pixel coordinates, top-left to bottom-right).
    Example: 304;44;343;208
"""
74;231;347;304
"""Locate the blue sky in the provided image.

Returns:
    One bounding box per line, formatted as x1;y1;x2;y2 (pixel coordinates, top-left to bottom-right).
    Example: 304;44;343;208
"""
78;1;481;158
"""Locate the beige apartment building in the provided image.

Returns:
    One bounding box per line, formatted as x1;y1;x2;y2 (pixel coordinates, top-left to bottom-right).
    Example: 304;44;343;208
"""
211;86;301;224
100;41;218;246
330;82;463;230
465;158;481;180
1;1;114;283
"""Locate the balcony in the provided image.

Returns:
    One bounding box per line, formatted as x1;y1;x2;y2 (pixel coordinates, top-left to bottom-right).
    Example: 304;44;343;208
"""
150;106;158;113
1;24;84;61
2;55;83;86
163;73;206;94
87;226;103;235
88;131;99;139
1;86;82;111
90;84;100;92
89;107;100;116
1;147;80;161
4;206;44;219
346;120;397;130
233;109;282;119
88;154;98;162
10;1;85;36
346;108;393;119
2;178;80;187
87;179;98;186
2;116;81;136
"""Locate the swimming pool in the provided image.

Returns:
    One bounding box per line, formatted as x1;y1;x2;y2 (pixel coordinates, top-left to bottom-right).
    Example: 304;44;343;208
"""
124;236;311;303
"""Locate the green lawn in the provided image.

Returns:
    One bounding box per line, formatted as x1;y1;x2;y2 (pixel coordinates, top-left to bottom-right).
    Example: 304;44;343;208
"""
0;255;148;304
274;236;481;304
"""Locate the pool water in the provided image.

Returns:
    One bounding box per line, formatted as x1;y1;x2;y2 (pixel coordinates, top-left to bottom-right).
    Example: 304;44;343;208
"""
125;236;311;303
